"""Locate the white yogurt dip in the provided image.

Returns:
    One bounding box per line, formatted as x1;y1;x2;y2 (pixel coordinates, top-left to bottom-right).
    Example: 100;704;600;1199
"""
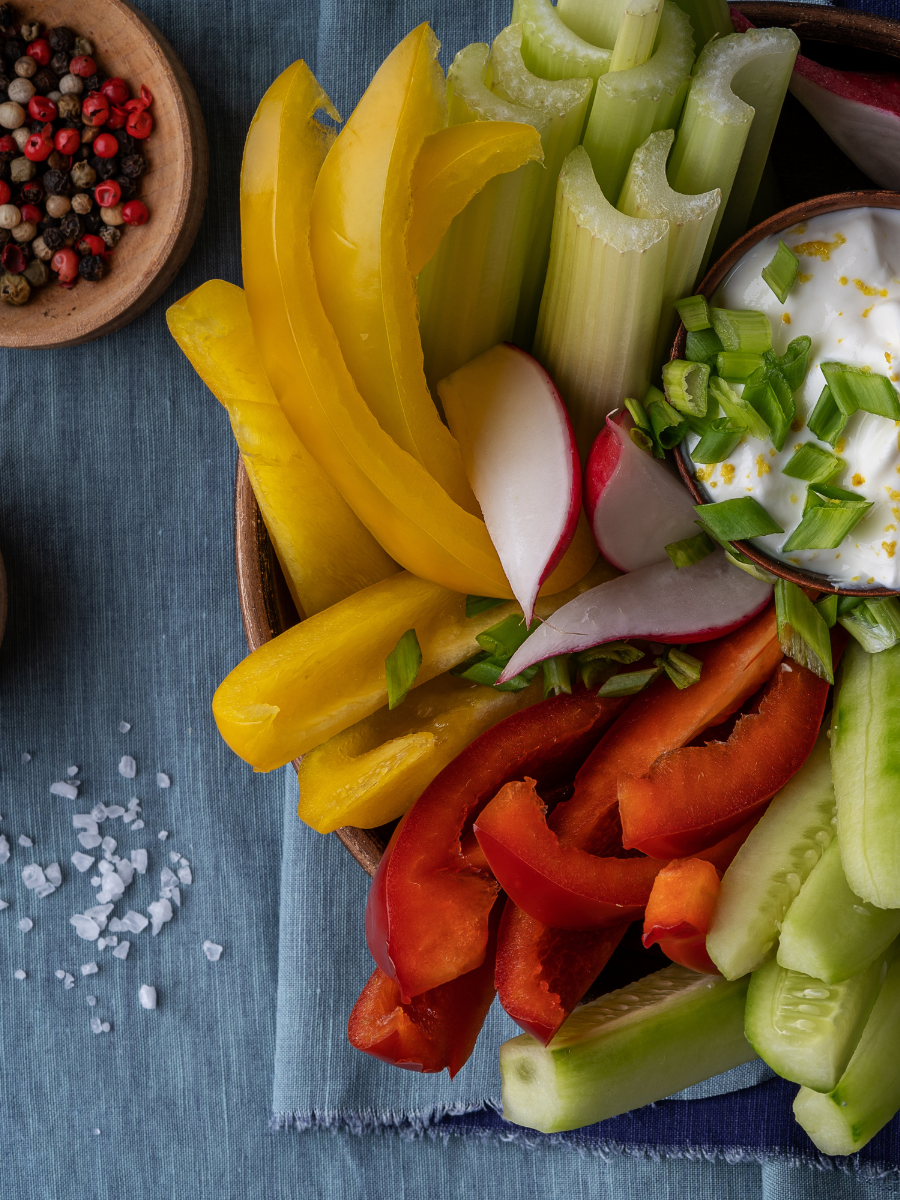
686;206;900;589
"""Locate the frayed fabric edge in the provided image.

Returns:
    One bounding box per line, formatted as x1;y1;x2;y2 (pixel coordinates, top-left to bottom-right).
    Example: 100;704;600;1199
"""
271;1102;900;1184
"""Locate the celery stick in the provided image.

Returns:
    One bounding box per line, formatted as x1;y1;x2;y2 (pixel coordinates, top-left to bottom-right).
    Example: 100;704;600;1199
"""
418;38;590;389
793;950;900;1155
618;129;719;368
557;0;630;50
582;1;695;203
776;839;900;984
513;0;611;97
671;0;732;48
668;27;799;269
609;0;663;73
745;953;889;1093
833;641;900;909
533;145;668;458
500;966;754;1133
707;727;836;981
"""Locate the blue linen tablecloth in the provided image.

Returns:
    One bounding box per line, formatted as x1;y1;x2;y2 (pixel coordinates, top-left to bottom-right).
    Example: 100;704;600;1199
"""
3;0;900;1196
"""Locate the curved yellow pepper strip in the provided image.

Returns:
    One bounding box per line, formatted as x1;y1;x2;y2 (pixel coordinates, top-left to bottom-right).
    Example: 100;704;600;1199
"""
241;58;592;597
310;26;479;514
166;279;398;618
213;559;616;770
407;122;543;277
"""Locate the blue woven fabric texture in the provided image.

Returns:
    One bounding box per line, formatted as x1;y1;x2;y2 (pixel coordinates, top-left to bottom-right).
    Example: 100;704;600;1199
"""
0;0;896;1197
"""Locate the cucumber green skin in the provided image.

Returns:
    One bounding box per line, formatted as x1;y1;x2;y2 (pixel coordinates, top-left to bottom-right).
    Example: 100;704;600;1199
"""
777;838;900;983
745;955;887;1093
833;641;900;908
707;728;835;981
500;966;753;1133
793;948;900;1155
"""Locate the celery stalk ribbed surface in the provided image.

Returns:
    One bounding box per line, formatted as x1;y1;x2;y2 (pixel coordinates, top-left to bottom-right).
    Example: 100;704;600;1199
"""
533;145;668;459
668;27;799;266
513;0;611;96
671;0;733;48
582;2;695;203
557;0;630;51
618;129;719;368
609;0;663;73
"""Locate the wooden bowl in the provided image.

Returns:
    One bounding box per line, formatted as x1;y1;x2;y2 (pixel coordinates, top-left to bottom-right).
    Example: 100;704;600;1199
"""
236;1;900;874
0;0;208;349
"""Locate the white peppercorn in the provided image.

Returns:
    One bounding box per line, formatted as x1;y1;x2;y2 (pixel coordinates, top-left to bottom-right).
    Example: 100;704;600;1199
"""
70;192;92;215
45;194;71;218
31;234;52;261
0;100;25;129
22;258;48;287
7;77;35;104
19;21;41;42
80;124;96;144
11;125;28;150
100;203;124;226
14;56;36;79
10;219;36;243
47;89;62;103
57;94;80;120
70;161;95;188
99;223;120;249
0;272;29;305
9;155;34;182
58;73;83;95
0;202;20;229
73;36;93;56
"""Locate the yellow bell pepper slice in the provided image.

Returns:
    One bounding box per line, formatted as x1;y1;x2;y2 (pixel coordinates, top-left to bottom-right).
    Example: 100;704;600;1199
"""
213;559;615;770
166;279;398;618
407;121;543;277
241;57;594;598
297;673;543;833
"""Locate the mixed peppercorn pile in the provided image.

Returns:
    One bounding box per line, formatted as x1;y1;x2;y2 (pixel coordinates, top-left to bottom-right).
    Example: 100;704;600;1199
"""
0;4;153;306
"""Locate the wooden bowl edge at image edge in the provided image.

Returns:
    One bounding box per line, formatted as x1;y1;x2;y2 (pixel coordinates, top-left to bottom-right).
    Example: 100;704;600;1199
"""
234;2;900;872
0;0;208;349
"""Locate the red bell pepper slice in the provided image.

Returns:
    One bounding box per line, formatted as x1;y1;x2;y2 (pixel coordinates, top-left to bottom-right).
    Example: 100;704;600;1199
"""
473;777;662;929
642;858;721;975
619;659;829;859
549;604;782;853
365;688;629;1001
349;906;499;1077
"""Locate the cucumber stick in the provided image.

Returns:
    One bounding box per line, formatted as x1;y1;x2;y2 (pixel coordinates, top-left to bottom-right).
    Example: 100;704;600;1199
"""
777;838;900;983
832;640;900;908
706;728;836;981
499;966;754;1132
794;948;900;1155
745;954;889;1093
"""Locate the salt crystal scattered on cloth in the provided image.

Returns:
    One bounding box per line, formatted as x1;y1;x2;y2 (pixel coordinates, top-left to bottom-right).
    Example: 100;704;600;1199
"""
17;918;33;932
116;860;135;887
64;974;74;989
90;876;101;886
55;969;65;979
14;969;26;980
0;836;9;864
96;874;125;903
138;985;157;1010
71;914;100;940
20;753;31;764
148;899;173;936
72;815;98;832
0;900;9;910
157;831;168;841
118;756;137;779
101;837;117;853
67;766;79;777
85;904;113;925
104;806;125;819
160;867;177;890
90;1016;102;1033
21;864;45;889
118;721;131;734
131;820;144;830
86;995;97;1006
156;773;170;789
130;849;147;875
98;936;118;950
77;832;102;850
81;962;98;976
90;805;108;822
45;863;62;887
122;811;136;824
127;798;140;811
34;881;57;899
18;835;32;847
109;910;147;934
177;865;192;886
50;781;79;800
203;941;223;962
71;852;95;873
169;852;180;864
112;941;130;959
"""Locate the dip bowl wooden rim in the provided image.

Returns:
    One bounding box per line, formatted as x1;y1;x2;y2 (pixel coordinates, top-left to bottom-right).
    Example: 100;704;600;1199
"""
0;0;208;349
672;190;900;597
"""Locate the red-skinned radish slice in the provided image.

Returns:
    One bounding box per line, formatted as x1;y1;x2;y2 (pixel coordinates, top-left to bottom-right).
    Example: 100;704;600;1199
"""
437;343;581;623
732;7;900;190
497;551;772;682
585;411;699;571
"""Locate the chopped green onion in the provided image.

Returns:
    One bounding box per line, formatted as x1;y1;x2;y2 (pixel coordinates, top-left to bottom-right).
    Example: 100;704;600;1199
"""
450;650;539;691
674;294;711;332
838;595;864;618
715;351;765;381
656;646;703;689
815;593;839;628
665;530;716;567
685;327;724;366
691;417;744;464
807;385;848;448
694;496;784;541
624;396;659;456
663;358;710;418
709;307;772;354
708;375;771;441
774;579;834;683
839;597;900;654
646;390;688;449
782;484;872;553
693;518;779;582
465;595;506;618
761;238;799;304
820;363;900;421
577;641;645;689
385;629;423;709
741;376;789;451
598;666;661;697
475;613;533;659
774;336;811;391
782;443;845;484
542;654;573;699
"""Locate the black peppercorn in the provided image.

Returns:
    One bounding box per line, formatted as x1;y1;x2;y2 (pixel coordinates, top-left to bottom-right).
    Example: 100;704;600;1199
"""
91;155;116;181
84;211;102;234
38;214;60;230
114;130;135;155
0;7;14;28
3;38;24;63
0;227;9;249
42;168;70;195
41;225;64;250
31;67;57;95
20;178;42;204
83;73;105;94
78;252;104;281
0;72;10;93
28;118;44;134
47;27;75;54
98;222;120;248
49;51;69;77
46;150;71;173
59;211;83;241
114;174;136;200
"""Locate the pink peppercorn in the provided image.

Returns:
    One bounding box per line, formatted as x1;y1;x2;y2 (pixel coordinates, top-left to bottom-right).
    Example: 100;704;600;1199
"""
120;199;148;226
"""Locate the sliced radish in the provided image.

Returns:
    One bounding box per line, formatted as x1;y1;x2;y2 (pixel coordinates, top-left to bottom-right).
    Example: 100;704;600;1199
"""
497;551;772;682
731;7;900;190
585;411;699;572
437;343;581;623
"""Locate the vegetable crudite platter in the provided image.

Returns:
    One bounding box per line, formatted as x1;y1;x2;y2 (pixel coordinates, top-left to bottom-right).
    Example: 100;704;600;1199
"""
0;0;207;348
168;0;900;1162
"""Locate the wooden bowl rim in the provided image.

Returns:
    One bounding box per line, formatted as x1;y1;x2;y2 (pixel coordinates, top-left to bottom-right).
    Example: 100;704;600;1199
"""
672;190;900;597
0;0;208;349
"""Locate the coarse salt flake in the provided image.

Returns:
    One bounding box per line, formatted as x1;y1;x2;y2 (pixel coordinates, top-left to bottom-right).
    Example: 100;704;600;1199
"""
104;806;125;819
112;941;130;959
138;985;157;1010
81;962;98;976
55;969;66;979
64;973;74;989
177;865;192;886
14;969;26;980
157;831;168;841
130;849;147;875
78;833;102;850
34;882;57;899
71;852;95;873
156;773;170;789
118;721;131;733
86;995;97;1006
18;835;32;847
90;805;108;822
17;918;33;932
85;903;113;925
203;941;223;962
50;781;79;800
0;900;9;910
0;836;9;864
131;820;145;831
101;837;116;853
20;753;31;764
21;864;45;889
148;899;173;936
67;766;79;777
118;756;137;779
70;914;100;941
45;863;62;887
72;815;98;833
116;860;134;887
